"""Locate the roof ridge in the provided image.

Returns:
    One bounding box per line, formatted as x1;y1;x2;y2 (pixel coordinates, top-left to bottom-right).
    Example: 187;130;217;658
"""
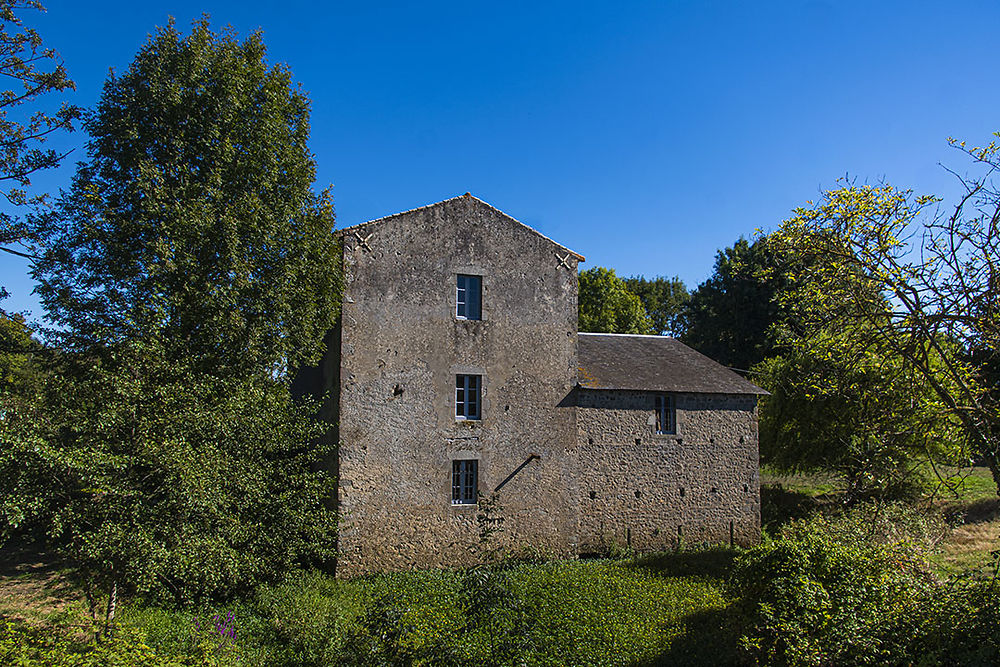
337;194;470;233
337;194;585;261
579;332;677;340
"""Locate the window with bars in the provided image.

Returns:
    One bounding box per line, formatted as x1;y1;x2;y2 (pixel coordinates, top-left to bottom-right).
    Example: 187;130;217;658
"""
456;274;482;320
655;394;676;435
452;459;478;505
456;374;481;420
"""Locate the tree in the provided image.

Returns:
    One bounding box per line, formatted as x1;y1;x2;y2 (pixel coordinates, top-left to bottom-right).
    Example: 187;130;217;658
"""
578;266;653;334
681;238;793;371
31;18;339;378
0;0;79;261
768;145;1000;494
2;18;342;612
756;324;964;499
623;275;689;337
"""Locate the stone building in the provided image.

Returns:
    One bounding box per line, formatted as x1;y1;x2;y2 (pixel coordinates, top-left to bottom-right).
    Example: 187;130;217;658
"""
311;193;765;577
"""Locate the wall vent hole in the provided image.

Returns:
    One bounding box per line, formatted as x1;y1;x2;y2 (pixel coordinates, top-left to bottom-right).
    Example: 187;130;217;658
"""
504;405;510;412
392;384;404;397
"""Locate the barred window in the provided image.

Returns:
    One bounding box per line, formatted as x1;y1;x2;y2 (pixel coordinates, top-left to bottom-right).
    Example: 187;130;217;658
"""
655;394;675;435
456;374;481;420
452;460;478;505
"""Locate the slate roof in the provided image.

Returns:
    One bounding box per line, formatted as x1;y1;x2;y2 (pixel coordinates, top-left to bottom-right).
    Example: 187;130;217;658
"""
578;333;768;395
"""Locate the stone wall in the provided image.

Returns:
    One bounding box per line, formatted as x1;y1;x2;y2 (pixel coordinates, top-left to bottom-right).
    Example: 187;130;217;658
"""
576;390;760;552
333;196;581;576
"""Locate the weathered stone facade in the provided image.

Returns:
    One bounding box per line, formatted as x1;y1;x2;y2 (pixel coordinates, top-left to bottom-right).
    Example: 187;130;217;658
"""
577;390;760;552
317;194;763;576
332;195;582;577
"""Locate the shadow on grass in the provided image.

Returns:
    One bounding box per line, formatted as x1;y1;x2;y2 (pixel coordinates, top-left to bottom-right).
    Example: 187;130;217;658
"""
761;484;830;532
0;535;61;579
633;606;743;666
945;497;1000;525
628;548;737;579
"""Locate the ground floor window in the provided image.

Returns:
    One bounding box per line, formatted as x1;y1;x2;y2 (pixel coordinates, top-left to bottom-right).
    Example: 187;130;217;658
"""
452;459;478;504
655;394;676;434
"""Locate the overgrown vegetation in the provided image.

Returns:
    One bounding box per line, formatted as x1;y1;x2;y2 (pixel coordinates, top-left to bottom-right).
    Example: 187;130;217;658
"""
0;13;341;627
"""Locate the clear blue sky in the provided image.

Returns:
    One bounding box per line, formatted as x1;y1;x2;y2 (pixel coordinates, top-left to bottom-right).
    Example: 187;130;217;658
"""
3;0;999;320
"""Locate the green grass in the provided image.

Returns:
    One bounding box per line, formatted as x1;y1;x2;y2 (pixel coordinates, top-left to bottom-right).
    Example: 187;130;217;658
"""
4;467;996;665
120;550;741;666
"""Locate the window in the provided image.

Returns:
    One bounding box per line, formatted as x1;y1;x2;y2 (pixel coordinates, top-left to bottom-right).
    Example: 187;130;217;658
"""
655;394;675;435
452;459;478;504
456;374;481;420
456;274;482;320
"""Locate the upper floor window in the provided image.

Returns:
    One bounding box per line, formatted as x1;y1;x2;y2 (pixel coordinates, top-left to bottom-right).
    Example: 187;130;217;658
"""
655;394;675;435
456;274;482;320
456;374;481;420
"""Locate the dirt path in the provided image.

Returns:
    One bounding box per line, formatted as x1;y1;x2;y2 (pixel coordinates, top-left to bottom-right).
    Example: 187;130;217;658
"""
0;543;86;626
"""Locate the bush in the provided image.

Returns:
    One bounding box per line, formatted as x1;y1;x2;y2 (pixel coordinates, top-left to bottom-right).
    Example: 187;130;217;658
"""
731;535;925;665
0;619;240;666
731;503;999;666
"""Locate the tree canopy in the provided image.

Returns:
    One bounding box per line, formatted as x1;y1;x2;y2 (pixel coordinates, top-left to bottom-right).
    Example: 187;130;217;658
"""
578;266;654;335
30;18;339;378
1;19;343;611
766;154;1000;494
623;275;689;337
681;238;793;371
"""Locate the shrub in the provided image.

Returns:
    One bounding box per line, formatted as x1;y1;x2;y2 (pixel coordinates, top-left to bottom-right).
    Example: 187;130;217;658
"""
730;504;940;666
0;619;240;666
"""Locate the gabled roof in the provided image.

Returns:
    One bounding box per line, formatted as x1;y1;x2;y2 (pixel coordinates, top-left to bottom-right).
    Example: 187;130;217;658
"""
578;333;768;395
337;193;585;261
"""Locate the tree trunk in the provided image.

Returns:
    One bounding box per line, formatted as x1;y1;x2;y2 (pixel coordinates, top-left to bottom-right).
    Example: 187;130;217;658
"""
987;452;1000;498
104;579;118;639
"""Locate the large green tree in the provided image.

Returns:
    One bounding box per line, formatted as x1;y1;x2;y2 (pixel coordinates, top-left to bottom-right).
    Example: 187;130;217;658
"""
31;19;338;377
623;275;689;337
2;19;342;615
578;266;653;334
768;151;1000;493
681;238;794;371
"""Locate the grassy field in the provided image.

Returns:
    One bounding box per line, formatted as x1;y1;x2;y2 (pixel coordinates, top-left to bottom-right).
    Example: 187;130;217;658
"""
1;467;997;665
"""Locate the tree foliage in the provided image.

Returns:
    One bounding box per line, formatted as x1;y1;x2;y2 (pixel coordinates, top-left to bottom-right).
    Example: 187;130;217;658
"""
0;0;79;253
767;146;1000;493
623;275;689;337
681;238;794;371
30;18;339;378
578;266;653;335
1;19;341;608
756;325;964;498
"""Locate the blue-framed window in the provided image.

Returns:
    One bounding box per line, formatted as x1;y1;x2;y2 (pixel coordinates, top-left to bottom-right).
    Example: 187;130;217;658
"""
456;274;482;320
456;374;481;420
655;394;676;435
452;459;478;505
